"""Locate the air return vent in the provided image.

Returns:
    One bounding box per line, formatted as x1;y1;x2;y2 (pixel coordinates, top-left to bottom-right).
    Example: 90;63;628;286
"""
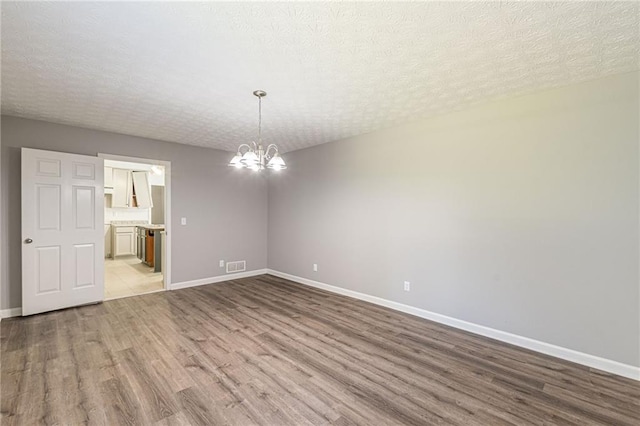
226;260;246;274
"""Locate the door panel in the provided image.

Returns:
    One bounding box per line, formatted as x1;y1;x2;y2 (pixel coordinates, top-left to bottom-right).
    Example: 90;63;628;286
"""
36;246;61;294
73;186;96;229
36;158;61;177
37;185;61;230
74;244;95;288
22;148;104;316
72;162;96;180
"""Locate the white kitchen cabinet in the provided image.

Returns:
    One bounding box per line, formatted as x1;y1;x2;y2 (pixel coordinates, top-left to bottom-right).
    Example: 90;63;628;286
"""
104;224;112;258
113;226;136;256
111;169;152;209
112;168;133;208
132;171;153;208
104;166;114;188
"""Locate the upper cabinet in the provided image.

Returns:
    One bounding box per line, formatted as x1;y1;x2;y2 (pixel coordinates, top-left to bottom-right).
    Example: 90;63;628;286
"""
111;168;133;208
108;167;153;209
132;171;153;208
104;166;114;188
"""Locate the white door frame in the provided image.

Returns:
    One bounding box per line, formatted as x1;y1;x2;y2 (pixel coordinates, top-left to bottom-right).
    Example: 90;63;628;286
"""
98;153;172;290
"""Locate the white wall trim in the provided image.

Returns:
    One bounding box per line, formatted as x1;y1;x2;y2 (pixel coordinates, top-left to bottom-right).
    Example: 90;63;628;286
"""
1;307;22;319
267;269;640;381
170;269;268;291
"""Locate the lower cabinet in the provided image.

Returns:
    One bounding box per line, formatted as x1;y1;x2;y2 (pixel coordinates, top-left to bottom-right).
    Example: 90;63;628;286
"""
136;227;145;261
104;224;111;258
113;226;136;257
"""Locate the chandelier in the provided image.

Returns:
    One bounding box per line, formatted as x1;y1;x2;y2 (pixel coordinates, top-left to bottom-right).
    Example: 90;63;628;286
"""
229;90;286;171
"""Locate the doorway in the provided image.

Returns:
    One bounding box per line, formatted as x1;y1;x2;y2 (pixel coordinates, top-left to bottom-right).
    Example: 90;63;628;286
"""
99;154;171;299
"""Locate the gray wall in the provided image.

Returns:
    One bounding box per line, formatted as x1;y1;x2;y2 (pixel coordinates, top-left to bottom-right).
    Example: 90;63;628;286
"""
268;72;640;367
1;116;268;309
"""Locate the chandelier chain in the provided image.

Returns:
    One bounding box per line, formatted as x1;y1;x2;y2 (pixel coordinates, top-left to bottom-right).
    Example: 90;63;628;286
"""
258;95;262;143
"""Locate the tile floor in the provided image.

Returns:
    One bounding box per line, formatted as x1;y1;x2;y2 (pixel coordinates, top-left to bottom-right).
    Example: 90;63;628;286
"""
105;256;164;299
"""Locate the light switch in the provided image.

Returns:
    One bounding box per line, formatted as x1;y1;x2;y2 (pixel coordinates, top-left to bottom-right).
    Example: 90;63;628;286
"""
181;217;187;225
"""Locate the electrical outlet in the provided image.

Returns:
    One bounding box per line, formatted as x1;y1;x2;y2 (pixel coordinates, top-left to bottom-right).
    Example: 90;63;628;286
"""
404;281;411;292
181;217;187;225
313;263;318;272
219;260;225;268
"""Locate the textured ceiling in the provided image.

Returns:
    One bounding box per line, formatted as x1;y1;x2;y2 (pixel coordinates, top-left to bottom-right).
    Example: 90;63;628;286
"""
2;2;639;153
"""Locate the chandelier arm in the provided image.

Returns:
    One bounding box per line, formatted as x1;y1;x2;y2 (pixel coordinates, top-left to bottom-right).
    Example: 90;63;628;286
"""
237;143;252;154
264;144;279;159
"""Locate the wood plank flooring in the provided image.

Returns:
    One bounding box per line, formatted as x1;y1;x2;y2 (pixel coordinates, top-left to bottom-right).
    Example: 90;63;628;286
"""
1;274;639;425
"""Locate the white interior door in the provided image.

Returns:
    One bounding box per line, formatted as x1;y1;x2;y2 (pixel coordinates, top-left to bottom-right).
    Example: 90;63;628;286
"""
22;148;105;316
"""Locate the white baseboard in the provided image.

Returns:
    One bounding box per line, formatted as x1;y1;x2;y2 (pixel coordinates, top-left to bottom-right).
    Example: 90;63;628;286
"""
0;269;267;319
1;307;22;319
266;269;640;381
170;269;268;290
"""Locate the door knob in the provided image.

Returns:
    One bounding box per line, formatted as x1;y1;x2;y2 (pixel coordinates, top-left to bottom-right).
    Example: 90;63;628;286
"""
24;238;33;244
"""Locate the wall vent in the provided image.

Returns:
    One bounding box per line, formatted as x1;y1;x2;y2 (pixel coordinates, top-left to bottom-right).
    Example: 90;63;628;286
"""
226;260;246;274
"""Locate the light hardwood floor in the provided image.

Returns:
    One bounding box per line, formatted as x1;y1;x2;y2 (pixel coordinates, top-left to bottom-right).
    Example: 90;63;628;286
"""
1;274;638;425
